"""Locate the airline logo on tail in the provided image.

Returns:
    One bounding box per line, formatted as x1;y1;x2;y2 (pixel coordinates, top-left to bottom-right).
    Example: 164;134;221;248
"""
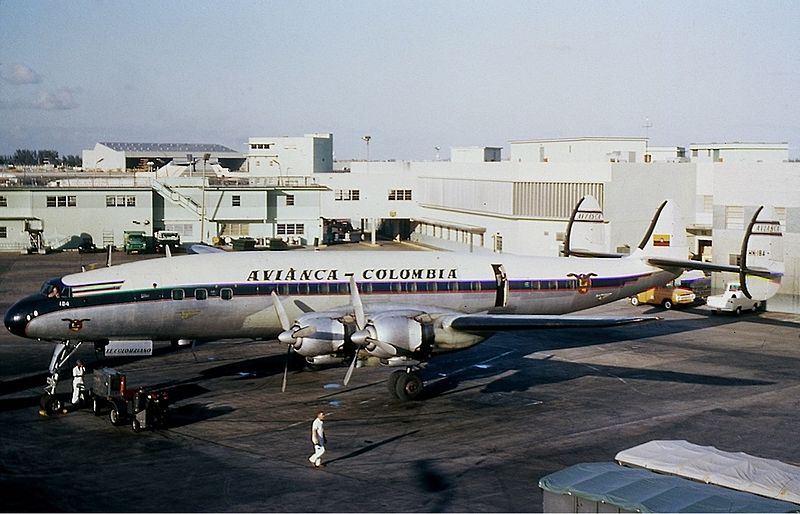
653;234;671;247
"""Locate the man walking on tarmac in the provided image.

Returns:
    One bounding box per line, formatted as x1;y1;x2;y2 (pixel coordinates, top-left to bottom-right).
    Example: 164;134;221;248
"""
308;411;326;468
71;360;85;405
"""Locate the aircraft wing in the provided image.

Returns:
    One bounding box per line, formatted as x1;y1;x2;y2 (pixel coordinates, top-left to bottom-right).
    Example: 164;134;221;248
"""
647;257;739;274
647;257;781;279
448;314;659;334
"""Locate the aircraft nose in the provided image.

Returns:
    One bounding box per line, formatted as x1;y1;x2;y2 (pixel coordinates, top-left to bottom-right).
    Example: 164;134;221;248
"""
4;298;33;338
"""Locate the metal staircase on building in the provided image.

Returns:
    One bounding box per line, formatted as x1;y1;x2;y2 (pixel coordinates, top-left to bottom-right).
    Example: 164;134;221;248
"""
151;180;203;217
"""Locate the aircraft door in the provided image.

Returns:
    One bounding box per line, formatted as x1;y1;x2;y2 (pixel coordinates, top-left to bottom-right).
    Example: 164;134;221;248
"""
491;263;509;308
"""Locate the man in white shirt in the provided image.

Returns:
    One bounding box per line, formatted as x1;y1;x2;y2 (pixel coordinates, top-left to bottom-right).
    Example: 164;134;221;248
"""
71;360;86;405
308;411;326;467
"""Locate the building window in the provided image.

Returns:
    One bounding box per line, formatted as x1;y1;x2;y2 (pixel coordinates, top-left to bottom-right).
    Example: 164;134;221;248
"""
0;196;6;207
0;226;6;238
285;195;295;206
106;195;136;207
47;195;77;208
334;189;360;201
221;223;249;237
232;195;241;207
277;223;305;235
388;189;412;201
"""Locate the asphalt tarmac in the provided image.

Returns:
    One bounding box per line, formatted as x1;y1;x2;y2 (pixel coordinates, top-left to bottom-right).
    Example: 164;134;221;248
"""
1;249;799;512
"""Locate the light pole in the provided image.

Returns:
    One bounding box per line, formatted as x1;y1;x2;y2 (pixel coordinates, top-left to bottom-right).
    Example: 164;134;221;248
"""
362;135;371;161
643;117;652;162
94;158;103;187
270;159;282;186
200;153;209;243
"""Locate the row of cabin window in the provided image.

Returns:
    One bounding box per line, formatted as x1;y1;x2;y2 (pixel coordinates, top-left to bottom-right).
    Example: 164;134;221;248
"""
171;288;234;301
168;280;584;300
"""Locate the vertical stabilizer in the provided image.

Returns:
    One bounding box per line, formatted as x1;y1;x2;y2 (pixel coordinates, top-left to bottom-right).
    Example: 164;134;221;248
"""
637;200;689;260
564;196;609;257
740;206;783;300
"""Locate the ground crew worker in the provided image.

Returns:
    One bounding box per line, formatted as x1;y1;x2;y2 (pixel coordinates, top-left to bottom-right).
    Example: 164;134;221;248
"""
71;360;85;405
308;411;326;467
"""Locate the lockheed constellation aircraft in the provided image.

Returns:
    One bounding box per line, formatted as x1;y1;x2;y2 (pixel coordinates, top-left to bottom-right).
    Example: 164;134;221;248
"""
4;197;783;412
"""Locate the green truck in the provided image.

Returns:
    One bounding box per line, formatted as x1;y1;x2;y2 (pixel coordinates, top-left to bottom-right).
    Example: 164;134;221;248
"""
123;230;149;254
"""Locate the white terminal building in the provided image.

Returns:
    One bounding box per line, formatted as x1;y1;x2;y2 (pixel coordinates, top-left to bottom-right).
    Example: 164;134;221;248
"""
0;133;797;312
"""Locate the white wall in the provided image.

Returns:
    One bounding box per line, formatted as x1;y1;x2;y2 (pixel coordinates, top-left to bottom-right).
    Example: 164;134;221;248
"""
712;162;800;310
690;143;789;163
247;133;333;176
510;138;648;163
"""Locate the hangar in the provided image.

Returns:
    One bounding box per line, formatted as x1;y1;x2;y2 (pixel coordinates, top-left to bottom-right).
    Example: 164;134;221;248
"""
82;142;245;172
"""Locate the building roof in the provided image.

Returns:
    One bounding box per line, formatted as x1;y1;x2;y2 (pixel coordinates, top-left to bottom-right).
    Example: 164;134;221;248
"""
539;462;799;513
100;142;239;154
616;440;800;504
689;142;788;149
510;136;647;144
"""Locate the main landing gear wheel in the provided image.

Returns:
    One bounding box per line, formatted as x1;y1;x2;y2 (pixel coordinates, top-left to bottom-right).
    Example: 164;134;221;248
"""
388;370;403;396
40;394;62;415
394;372;423;401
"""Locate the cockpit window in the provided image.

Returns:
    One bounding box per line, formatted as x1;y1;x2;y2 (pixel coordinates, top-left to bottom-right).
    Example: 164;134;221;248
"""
40;279;66;299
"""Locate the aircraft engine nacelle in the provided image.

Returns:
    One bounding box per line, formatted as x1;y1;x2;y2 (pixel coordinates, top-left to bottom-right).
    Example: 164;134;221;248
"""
433;315;485;351
285;314;346;358
362;312;434;360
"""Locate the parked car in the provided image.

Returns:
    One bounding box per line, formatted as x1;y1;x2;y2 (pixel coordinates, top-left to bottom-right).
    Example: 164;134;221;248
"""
630;281;696;309
706;282;762;315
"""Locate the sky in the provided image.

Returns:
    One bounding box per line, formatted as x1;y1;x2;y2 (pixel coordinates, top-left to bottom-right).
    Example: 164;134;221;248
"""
1;0;799;161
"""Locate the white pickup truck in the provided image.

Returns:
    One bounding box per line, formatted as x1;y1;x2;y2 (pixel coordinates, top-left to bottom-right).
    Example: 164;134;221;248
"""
706;282;762;315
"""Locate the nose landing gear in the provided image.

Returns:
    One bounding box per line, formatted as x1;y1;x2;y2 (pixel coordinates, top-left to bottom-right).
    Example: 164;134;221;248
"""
40;340;83;415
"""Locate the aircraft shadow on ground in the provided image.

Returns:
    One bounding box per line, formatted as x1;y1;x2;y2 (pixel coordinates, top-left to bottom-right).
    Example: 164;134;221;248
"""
417;318;778;400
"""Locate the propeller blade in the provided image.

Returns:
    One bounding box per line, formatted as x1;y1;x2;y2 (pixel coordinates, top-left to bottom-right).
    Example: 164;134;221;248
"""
343;351;358;386
281;345;291;392
349;275;366;330
352;327;398;358
271;291;290;330
105;245;112;267
367;337;397;356
165;245;172;258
